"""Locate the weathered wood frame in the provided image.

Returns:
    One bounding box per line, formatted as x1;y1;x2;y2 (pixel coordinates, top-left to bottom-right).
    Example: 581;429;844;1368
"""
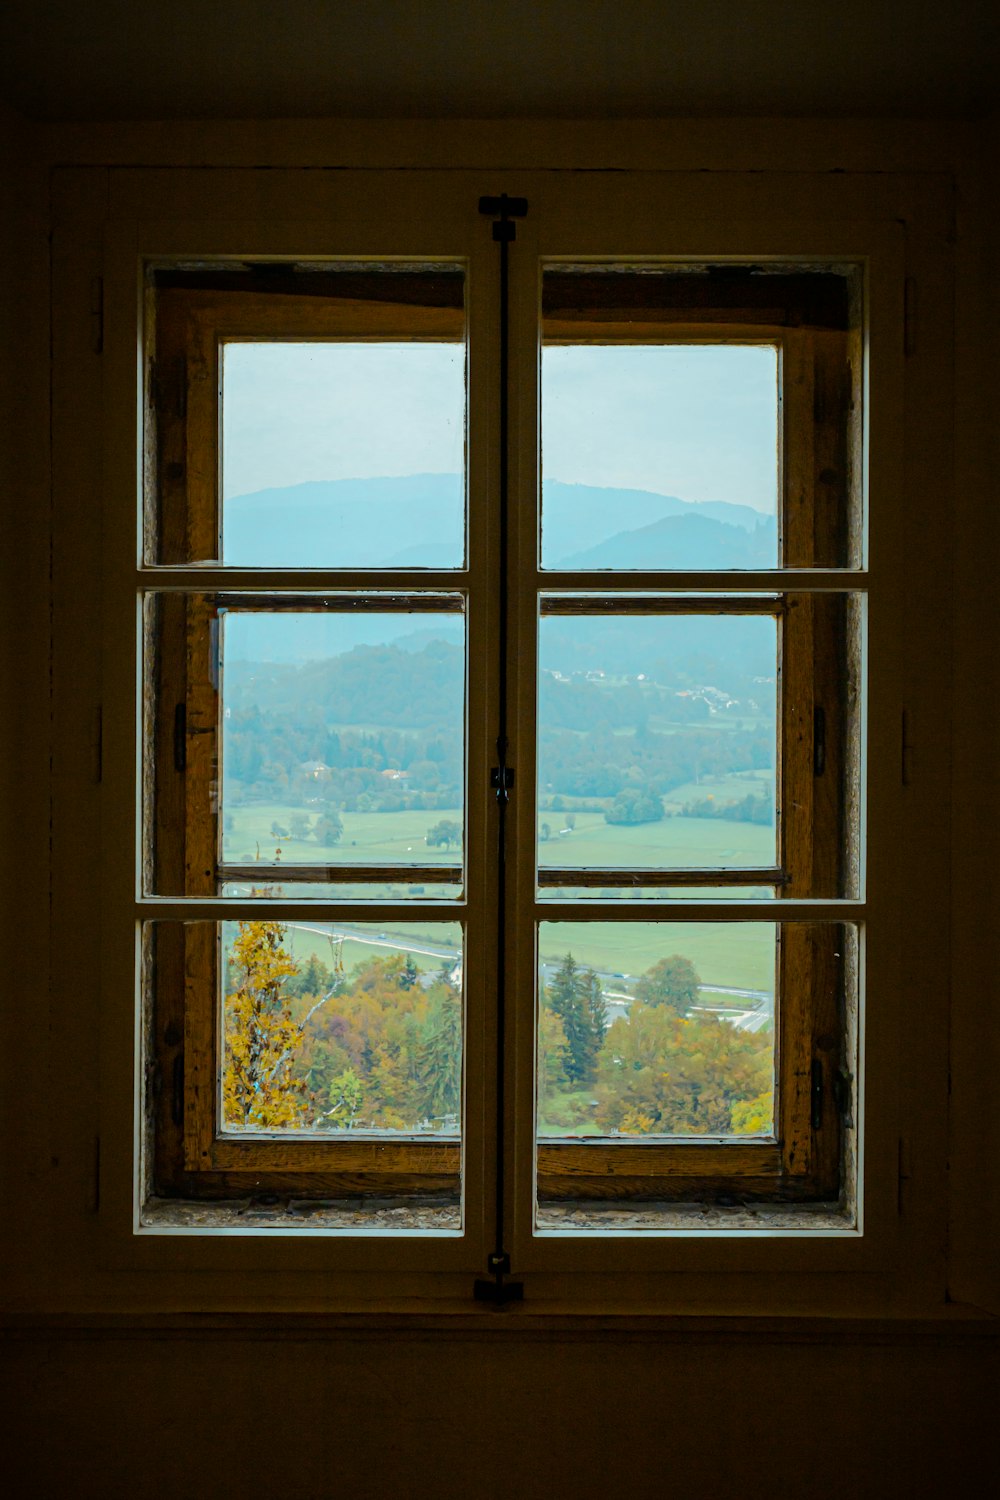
524;270;862;1208
146;271;479;1200
144;259;862;1215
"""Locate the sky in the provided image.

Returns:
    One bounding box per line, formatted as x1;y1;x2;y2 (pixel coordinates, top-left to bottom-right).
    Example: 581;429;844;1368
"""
222;341;778;514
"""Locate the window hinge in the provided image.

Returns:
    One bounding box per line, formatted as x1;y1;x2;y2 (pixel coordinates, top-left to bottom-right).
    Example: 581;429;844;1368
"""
897;1137;911;1216
901;708;914;787
92;704;103;784
90;1135;101;1213
810;1058;824;1131
171;1054;184;1127
904;277;917;358
832;1067;853;1124
146;1057;162;1101
813;704;826;777
90;275;104;354
174;702;187;772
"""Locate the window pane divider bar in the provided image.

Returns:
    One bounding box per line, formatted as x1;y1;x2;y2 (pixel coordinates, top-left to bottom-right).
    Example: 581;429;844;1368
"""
135;900;468;922
136;569;476;593
537;866;784;887
540;595;783;616
535;900;865;922
532;570;867;592
221;862;462;883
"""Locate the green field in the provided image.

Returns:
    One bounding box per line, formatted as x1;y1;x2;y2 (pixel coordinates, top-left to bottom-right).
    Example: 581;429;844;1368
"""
537;920;774;992
226;769;775;873
225;772;776;991
225;803;463;866
538;809;773;870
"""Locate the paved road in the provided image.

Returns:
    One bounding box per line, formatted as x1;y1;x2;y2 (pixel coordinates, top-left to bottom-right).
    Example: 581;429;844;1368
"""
287;922;772;1024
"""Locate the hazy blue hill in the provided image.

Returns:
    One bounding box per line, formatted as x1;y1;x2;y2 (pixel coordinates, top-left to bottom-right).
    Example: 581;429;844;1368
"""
226;639;464;728
540;613;775;687
541;480;768;562
222;473;772;571
558;511;777;571
222;473;465;567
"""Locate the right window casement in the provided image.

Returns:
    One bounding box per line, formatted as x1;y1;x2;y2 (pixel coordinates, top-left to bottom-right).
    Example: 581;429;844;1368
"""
527;266;863;1221
141;255;864;1233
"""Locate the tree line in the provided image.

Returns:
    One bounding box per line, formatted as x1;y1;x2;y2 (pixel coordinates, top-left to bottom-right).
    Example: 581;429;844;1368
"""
222;926;461;1132
538;951;772;1136
222;923;772;1140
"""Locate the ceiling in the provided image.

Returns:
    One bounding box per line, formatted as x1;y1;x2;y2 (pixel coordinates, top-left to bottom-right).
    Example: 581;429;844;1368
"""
1;0;997;122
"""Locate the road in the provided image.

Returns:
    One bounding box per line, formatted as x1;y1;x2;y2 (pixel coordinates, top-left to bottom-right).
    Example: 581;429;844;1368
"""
287;922;772;1026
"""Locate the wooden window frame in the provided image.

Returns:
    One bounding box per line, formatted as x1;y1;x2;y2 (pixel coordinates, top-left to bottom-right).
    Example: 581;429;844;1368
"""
143;262;862;1217
528;270;862;1210
145;269;476;1203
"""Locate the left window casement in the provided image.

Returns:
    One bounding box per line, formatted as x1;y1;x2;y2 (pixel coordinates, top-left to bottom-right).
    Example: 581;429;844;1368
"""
142;266;480;1221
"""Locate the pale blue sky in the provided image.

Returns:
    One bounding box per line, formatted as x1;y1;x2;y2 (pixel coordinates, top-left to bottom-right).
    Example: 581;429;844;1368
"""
222;341;778;513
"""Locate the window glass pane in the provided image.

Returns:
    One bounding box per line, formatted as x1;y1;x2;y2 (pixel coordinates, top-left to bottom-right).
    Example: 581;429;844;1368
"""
220;920;463;1137
222;342;466;568
537;613;777;879
143;594;466;897
148;265;467;568
142;920;463;1228
222;608;466;869
536;921;776;1143
540;339;778;571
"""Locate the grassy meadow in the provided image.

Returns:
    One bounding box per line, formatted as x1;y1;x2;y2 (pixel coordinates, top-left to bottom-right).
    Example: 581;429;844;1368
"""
223;769;777;992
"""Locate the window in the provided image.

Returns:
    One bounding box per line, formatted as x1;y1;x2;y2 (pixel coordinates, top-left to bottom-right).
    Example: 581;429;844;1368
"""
126;178;877;1287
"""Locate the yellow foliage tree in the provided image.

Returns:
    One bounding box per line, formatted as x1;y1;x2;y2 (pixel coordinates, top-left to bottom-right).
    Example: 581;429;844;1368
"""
222;919;309;1129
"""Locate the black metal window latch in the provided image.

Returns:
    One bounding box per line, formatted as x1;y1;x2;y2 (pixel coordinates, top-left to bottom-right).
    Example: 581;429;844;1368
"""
490;764;515;803
478;193;528;241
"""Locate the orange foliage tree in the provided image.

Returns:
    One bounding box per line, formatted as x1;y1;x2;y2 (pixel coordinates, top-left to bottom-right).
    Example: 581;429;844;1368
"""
222;919;309;1129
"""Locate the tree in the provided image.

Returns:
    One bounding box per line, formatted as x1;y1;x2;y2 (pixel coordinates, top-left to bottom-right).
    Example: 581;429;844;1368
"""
289;812;310;839
399;954;419;990
537;1007;572;1105
324;1066;364;1128
634;955;700;1014
544;953;606;1084
594;1006;772;1135
425;818;462;850
270;819;289;838
222;919;309;1129
313;811;343;845
416;981;462;1122
605;784;664;825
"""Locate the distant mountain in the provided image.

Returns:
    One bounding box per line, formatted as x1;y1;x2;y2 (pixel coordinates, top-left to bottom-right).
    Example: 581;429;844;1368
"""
222;473;774;572
226;639;464;729
541;480;769;563
559;511;777;571
222;473;465;568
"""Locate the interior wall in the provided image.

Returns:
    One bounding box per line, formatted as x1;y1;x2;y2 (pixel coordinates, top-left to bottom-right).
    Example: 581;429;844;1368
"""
1;109;998;1493
6;1325;999;1499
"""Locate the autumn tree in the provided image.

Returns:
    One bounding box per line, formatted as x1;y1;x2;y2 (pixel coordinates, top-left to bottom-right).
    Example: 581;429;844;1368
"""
594;1006;772;1135
634;954;700;1014
537;1007;572;1115
222;919;309;1129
